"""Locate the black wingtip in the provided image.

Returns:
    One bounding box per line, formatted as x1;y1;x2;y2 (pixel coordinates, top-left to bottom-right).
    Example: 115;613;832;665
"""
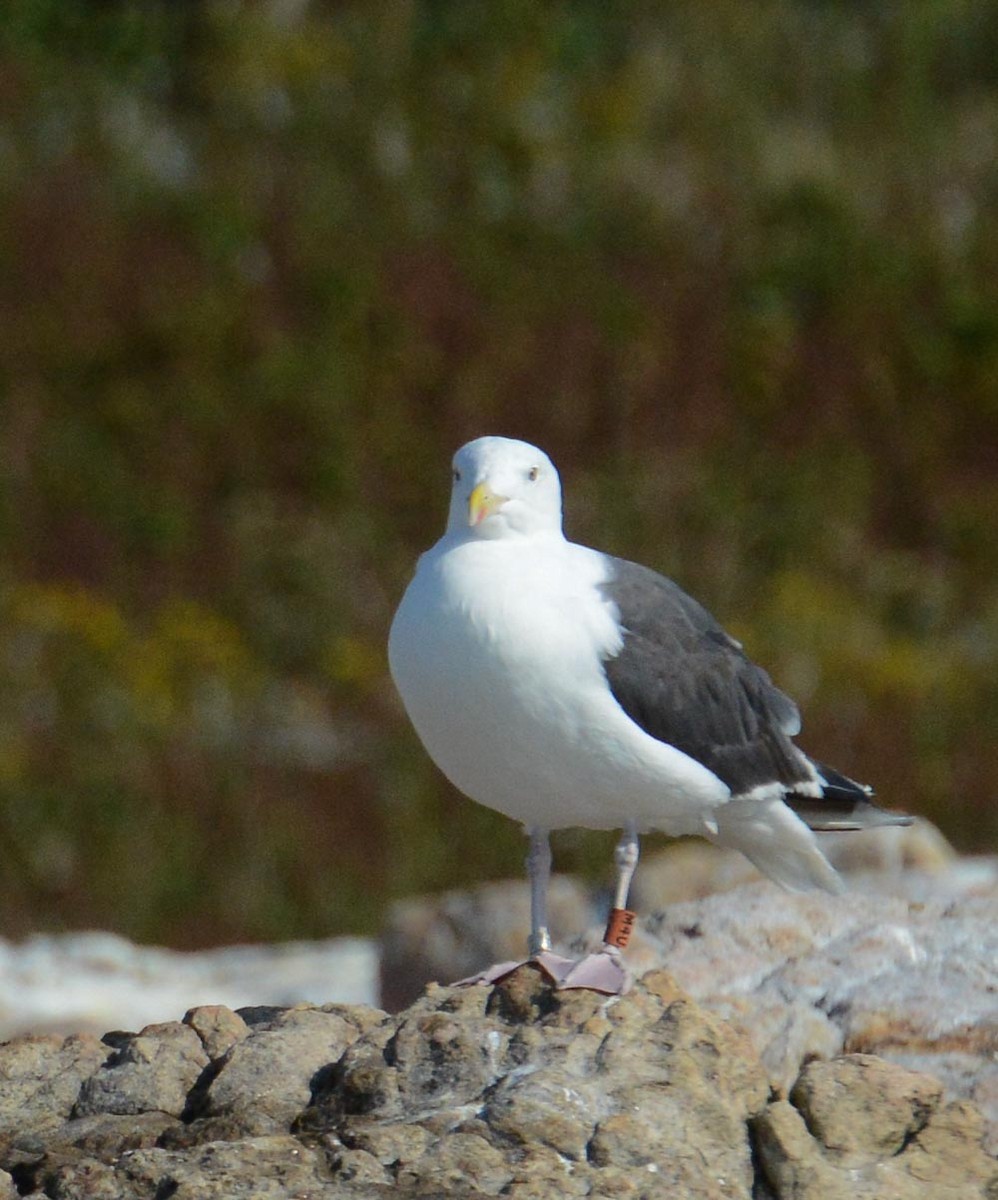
788;760;914;832
788;795;915;832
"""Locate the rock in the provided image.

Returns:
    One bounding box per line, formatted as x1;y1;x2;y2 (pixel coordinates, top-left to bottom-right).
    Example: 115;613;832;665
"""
379;874;594;1012
74;1022;208;1119
49;1136;344;1200
0;966;994;1198
5;1113;179;1197
377;850;998;1156
754;1058;997;1199
13;1111;179;1159
0;1034;109;1138
177;1003;384;1143
789;1055;943;1158
396;1131;513;1194
303;968;774;1198
183;1004;249;1062
3;863;998;1200
636;878;998;1151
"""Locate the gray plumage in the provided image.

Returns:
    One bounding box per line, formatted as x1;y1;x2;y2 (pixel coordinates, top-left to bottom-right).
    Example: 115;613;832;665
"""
600;556;909;831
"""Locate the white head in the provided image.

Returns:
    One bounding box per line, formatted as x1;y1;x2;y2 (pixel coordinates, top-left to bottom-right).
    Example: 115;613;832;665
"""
446;436;563;539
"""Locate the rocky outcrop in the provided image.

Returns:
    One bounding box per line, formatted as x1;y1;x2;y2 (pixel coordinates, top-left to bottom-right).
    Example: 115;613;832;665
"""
382;834;998;1159
0;964;995;1199
2;826;995;1198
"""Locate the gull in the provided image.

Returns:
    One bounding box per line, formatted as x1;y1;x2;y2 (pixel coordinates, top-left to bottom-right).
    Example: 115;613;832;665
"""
388;436;910;993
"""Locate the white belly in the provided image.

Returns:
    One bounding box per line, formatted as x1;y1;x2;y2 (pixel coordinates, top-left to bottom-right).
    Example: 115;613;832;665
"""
388;536;728;835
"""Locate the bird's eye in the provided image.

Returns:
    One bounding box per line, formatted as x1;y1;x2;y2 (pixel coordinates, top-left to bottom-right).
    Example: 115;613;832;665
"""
527;466;540;482
453;468;461;483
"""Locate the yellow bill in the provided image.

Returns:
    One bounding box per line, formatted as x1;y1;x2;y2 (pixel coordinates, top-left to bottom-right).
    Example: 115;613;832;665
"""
468;482;508;526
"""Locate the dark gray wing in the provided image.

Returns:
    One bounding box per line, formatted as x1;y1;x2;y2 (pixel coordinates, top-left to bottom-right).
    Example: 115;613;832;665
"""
599;556;813;796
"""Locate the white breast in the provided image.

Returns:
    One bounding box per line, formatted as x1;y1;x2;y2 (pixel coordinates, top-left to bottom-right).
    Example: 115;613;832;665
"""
388;533;728;834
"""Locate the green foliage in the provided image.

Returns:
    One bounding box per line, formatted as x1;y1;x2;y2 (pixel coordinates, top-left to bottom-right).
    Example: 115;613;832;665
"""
0;0;997;943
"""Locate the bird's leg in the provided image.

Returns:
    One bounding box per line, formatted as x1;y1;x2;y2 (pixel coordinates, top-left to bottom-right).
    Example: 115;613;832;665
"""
452;825;574;988
526;826;552;955
607;820;640;944
559;822;638;994
525;826;577;984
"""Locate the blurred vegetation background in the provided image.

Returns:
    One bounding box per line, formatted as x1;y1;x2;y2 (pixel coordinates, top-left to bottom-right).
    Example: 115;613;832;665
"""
1;0;997;947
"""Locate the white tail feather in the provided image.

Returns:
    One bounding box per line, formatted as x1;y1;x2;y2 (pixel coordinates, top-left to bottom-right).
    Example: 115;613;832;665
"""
709;798;845;895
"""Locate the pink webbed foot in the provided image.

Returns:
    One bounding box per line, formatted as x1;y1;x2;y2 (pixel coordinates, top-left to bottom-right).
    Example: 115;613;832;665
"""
555;905;636;994
530;950;581;986
453;948;630;995
452;949;580;989
558;948;631;995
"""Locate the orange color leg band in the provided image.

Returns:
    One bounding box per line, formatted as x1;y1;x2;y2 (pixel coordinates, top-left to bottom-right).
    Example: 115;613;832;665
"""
604;907;637;950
